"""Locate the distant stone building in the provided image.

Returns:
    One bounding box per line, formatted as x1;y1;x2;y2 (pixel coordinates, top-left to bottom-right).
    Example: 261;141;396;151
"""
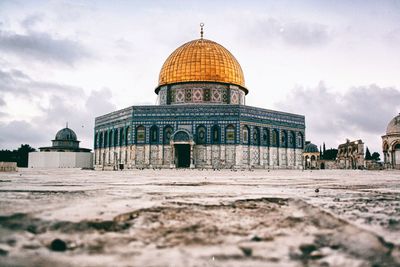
303;142;320;169
337;139;364;169
0;162;17;172
29;126;93;168
382;113;400;169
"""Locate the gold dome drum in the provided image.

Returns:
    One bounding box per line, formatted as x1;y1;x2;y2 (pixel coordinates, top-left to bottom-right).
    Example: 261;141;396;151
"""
156;39;247;94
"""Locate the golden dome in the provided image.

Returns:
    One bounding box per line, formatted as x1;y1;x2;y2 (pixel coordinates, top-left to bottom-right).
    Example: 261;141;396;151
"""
157;38;247;94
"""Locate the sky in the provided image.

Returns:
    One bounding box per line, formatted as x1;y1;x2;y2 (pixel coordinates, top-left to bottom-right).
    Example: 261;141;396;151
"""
0;0;400;155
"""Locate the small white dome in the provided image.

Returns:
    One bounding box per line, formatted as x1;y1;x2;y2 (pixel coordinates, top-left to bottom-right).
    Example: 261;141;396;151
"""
386;113;400;135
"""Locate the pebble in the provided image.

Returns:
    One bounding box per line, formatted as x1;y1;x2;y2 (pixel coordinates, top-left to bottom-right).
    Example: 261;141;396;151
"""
299;243;317;255
250;235;262;242
239;246;252;257
50;238;67;252
0;244;9;256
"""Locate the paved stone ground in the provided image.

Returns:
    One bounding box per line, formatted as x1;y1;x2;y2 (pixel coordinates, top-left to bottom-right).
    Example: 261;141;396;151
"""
0;168;399;267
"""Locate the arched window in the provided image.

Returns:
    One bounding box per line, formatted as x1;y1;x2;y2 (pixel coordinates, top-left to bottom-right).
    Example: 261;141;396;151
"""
225;124;235;144
113;129;118;147
163;125;173;144
272;129;279;147
297;132;304;148
94;133;98;149
108;130;112;147
383;142;389;152
211;125;220;144
99;132;104;147
289;131;296;148
196;125;207;144
150;125;158;144
262;128;269;146
242;125;250;145
281;130;287;148
253;127;260;146
119;128;124;146
136;125;145;143
104;131;108;147
125;126;130;145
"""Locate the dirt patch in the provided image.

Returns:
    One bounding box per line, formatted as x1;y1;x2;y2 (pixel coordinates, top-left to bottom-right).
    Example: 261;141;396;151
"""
1;198;399;266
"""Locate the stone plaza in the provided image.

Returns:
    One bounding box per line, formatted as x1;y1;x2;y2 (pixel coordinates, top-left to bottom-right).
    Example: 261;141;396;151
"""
0;168;399;267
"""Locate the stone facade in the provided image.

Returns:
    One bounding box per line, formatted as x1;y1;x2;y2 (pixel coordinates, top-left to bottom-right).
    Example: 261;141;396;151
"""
0;162;17;172
337;139;365;169
94;105;305;170
382;113;400;170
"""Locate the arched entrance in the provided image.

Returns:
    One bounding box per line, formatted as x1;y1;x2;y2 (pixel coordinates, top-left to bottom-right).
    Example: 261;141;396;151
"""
170;130;195;168
175;144;190;167
394;143;400;168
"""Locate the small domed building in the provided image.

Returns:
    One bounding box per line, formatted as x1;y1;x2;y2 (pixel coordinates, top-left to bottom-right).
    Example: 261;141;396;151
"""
28;126;93;168
303;142;320;169
382;113;400;169
94;27;305;169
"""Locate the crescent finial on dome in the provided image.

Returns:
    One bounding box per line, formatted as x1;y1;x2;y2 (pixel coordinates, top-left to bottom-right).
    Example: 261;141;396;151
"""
200;22;204;39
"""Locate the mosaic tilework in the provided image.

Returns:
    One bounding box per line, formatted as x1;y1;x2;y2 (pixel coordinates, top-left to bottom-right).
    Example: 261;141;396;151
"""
211;88;222;102
193;89;203;102
231;89;239;104
175;89;185;103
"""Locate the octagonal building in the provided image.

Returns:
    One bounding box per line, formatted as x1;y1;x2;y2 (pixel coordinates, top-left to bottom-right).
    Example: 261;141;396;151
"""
94;30;305;169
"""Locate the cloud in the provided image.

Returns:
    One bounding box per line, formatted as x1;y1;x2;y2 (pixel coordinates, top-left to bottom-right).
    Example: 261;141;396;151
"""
246;17;332;47
0;27;91;65
0;67;116;150
275;82;400;152
384;28;400;45
0;120;47;147
0;68;82;98
20;13;44;30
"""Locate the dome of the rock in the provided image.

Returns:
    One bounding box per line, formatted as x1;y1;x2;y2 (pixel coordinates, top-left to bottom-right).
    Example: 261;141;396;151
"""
156;38;247;94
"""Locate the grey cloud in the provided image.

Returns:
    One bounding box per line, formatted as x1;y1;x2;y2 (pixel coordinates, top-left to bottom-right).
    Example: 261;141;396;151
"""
0;67;116;150
0;120;48;149
246;18;332;47
0;68;82;98
21;13;44;30
0;28;91;65
275;82;400;151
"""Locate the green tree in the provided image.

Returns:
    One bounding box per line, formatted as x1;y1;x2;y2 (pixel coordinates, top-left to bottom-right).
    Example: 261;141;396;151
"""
16;144;36;167
371;152;380;161
323;148;338;160
365;147;372;160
